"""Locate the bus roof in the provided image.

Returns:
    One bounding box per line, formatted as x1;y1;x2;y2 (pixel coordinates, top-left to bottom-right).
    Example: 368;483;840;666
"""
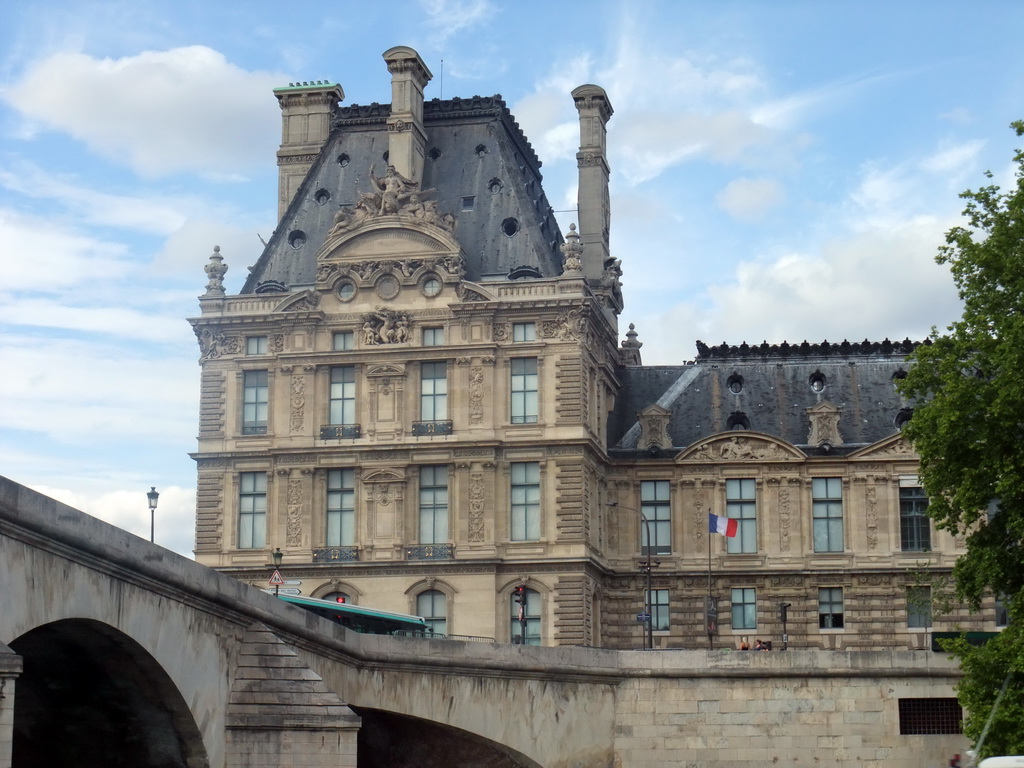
979;758;1024;768
277;594;428;626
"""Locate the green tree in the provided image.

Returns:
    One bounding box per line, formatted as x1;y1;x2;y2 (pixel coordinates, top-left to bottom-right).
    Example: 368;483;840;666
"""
900;121;1024;758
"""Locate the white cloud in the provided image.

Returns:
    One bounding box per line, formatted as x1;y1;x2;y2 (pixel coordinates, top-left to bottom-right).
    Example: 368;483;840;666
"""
0;163;187;234
154;216;264;275
919;139;985;177
0;207;129;291
632;215;962;365
0;336;197;446
4;46;284;178
28;483;197;559
716;177;786;221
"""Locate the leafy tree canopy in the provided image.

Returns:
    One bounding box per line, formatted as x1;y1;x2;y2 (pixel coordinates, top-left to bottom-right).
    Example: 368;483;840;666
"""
901;121;1024;757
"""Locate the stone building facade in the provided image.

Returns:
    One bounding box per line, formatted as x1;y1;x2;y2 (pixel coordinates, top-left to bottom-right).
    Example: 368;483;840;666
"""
190;46;1001;651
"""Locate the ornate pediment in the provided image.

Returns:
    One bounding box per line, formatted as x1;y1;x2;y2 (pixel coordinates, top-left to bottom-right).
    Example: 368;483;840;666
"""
456;283;496;303
361;467;406;484
849;434;917;460
274;289;321;313
366;363;406;378
678;432;804;462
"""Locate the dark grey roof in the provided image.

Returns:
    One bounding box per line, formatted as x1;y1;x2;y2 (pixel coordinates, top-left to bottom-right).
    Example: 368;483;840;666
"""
242;96;564;294
610;340;919;454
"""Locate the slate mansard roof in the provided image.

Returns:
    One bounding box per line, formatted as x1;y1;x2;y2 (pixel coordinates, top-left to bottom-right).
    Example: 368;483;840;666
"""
243;96;564;294
609;339;924;456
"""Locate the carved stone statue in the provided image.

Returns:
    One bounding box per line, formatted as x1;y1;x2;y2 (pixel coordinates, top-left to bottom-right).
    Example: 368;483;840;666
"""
326;163;455;236
360;308;412;345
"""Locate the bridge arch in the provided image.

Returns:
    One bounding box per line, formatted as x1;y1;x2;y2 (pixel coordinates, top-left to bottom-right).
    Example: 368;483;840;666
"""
10;618;208;768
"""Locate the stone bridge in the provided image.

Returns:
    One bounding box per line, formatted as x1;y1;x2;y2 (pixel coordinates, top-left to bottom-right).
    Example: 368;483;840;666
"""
0;476;967;768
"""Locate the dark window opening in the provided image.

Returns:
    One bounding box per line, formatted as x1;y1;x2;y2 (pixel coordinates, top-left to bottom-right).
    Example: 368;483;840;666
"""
898;698;963;735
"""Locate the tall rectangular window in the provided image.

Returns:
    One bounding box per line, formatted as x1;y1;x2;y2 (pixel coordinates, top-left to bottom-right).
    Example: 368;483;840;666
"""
812;477;844;552
510;461;541;541
246;336;268;355
329;366;356;425
238;472;267;549
419;465;449;544
423;327;444;346
900;486;931;551
818;587;844;629
996;595;1009;628
242;370;268;435
332;331;354;351
510;358;538;424
647;588;670;631
640;480;671;555
420;362;448;421
906;586;933;629
326;468;355;547
512;322;536;342
726;478;757;554
731;587;757;630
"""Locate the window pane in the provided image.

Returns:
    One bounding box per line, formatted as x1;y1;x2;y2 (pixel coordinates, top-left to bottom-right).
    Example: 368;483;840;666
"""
907;586;932;628
333;331;354;351
510;358;538;424
725;479;756;554
329;366;356;425
326;468;355;546
417;590;447;635
512;322;536;342
423;328;444;346
421;362;448;421
812;477;844;553
647;588;670;631
243;370;268;434
640;480;671;555
900;487;931;551
731;587;757;630
818;587;844;629
238;472;267;549
511;462;541;541
419;465;448;544
246;336;268;355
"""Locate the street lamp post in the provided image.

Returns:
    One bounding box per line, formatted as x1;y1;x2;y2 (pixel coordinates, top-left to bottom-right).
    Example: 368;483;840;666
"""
609;501;659;650
272;548;283;597
639;512;655;651
146;487;159;543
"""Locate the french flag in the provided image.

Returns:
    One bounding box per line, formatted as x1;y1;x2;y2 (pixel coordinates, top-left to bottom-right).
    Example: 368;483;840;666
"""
708;512;738;537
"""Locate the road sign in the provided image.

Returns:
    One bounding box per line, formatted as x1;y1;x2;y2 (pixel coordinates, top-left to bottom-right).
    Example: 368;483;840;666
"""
268;570;284;587
262;587;301;596
636;612;651;622
283;579;302;586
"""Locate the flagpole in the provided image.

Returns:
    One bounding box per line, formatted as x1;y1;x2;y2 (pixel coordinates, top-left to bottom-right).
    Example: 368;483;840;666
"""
707;510;714;650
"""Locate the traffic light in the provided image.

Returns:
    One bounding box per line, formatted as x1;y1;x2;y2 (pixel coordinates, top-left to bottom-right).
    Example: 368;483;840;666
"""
513;585;527;605
779;602;791;624
335;596;346;603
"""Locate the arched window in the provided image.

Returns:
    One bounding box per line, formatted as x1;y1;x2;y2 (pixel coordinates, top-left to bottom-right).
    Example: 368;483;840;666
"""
417;590;447;635
510;588;541;645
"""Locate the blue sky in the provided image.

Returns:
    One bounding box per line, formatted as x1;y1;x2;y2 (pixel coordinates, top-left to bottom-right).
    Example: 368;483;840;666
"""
2;0;1022;557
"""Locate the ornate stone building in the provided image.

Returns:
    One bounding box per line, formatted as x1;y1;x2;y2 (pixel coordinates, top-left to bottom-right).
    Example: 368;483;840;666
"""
190;46;1000;650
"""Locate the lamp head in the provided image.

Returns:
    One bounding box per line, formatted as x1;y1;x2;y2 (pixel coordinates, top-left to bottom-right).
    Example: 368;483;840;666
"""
147;487;159;510
272;547;283;567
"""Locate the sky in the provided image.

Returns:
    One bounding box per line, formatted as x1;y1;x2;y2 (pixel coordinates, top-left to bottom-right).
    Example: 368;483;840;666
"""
2;0;1023;558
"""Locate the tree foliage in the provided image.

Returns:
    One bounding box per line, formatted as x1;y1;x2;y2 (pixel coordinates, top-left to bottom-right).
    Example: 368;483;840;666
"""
900;121;1024;757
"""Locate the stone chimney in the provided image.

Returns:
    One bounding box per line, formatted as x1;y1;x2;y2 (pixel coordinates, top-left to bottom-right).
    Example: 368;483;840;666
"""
383;46;433;185
572;84;613;282
274;80;344;219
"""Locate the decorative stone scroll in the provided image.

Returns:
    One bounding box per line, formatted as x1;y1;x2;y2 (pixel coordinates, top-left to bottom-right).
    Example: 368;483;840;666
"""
807;401;844;448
